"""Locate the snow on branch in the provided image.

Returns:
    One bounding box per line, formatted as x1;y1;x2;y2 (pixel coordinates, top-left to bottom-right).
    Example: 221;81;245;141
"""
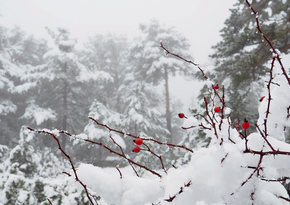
89;117;193;153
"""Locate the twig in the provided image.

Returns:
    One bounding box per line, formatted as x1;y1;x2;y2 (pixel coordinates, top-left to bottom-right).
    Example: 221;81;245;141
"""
245;0;290;85
143;143;167;174
89;117;193;153
27;127;96;205
204;97;219;139
164;181;192;202
109;136;140;177
47;198;53;205
279;196;290;203
115;165;122;179
255;124;276;152
160;42;208;79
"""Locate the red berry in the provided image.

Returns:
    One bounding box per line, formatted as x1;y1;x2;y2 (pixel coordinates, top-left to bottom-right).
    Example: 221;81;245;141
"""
259;96;265;102
134;138;143;145
132;146;140;153
242;119;250;130
213;84;219;89
214;106;221;113
178;113;185;118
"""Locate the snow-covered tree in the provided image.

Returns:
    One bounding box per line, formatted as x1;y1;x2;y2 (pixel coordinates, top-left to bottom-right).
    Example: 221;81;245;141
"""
0;25;48;147
128;19;193;142
81;34;128;112
0;126;94;205
18;28;111;150
209;0;290;132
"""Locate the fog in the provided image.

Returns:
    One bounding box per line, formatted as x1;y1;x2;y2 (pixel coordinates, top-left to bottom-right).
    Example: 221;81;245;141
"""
0;0;234;112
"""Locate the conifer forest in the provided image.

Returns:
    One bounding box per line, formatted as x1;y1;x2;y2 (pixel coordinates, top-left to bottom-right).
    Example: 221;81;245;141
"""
1;0;290;204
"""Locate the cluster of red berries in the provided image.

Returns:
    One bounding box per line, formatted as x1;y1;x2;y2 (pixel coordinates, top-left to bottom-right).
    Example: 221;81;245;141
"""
178;84;251;133
213;85;221;113
212;84;251;130
132;138;143;153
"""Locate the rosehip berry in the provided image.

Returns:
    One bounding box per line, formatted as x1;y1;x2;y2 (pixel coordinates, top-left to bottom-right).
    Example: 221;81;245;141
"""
178;113;186;119
213;84;219;89
259;96;265;102
132;146;140;153
134;138;143;145
214;106;221;113
242;119;250;130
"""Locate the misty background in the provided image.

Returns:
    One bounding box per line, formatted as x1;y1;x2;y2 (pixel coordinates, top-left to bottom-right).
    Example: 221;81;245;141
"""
0;0;234;112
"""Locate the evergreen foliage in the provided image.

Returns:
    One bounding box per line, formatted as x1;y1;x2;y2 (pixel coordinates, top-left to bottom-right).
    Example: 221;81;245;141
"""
209;0;290;132
128;19;193;142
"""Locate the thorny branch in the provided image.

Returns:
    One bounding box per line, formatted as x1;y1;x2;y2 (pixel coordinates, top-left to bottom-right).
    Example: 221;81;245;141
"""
163;181;192;202
143;143;167;174
203;97;219;140
109;135;140;177
245;0;290;85
27;127;96;205
160;41;208;79
74;129;163;178
47;198;53;205
89;117;193;153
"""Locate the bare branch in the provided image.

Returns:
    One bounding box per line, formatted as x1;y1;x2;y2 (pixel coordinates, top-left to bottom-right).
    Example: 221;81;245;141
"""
160;42;208;79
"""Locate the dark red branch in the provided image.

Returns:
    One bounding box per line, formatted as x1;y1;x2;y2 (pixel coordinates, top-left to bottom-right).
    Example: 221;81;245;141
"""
89;117;193;153
115;165;122;179
204;97;219;139
47;198;53;205
143;143;167;174
164;181;192;202
255;124;276;152
245;0;290;85
160;42;208;79
27;127;95;205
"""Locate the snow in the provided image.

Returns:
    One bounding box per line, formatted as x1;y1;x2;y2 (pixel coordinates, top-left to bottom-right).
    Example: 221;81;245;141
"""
182;116;199;128
21;103;57;125
74;164;163;205
0;101;17;115
11;82;37;93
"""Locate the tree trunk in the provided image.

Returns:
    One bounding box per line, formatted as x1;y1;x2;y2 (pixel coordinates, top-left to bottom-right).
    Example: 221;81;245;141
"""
164;66;172;142
61;62;68;151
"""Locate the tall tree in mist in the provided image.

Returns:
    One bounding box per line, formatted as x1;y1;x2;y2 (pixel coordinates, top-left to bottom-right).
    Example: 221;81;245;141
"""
81;34;128;112
20;28;111;150
128;20;193;142
0;25;48;147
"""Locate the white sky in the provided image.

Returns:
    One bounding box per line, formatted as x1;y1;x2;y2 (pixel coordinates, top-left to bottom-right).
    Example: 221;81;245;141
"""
0;0;235;112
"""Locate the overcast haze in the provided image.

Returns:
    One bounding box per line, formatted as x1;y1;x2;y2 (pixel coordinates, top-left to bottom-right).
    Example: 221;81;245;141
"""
0;0;234;112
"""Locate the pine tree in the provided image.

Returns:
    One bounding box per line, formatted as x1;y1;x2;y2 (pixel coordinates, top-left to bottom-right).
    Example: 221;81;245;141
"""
20;28;111;150
81;34;127;112
121;81;169;138
128;19;193;142
0;126;92;204
210;0;290;131
0;25;48;147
